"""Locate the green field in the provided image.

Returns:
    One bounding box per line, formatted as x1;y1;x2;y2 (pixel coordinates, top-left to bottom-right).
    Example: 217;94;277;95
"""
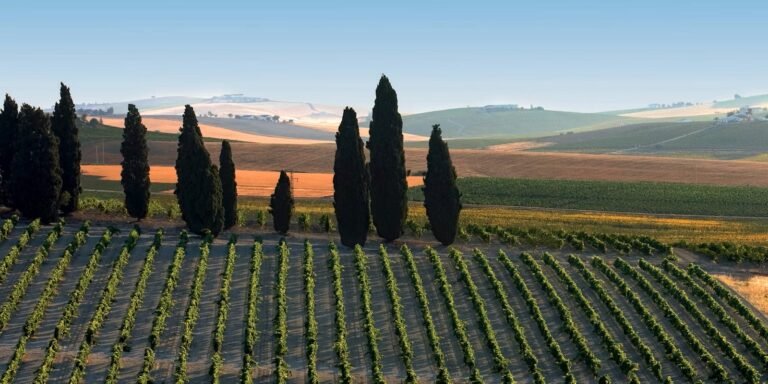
409;177;768;217
535;120;768;158
714;94;768;109
402;107;643;138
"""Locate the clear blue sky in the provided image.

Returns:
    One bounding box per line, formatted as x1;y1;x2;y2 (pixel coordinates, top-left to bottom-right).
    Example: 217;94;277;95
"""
1;0;766;113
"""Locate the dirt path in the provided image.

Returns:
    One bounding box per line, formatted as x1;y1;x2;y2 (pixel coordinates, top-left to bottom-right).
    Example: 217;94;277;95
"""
363;243;407;382
251;240;276;383
148;237;202;383
0;224;54;298
46;229;128;382
218;241;253;382
112;231;180;381
610;125;713;154
310;239;341;381
337;245;372;383
282;237;308;383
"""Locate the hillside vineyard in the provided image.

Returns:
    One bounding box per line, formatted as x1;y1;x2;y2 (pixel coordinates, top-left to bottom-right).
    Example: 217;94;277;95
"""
0;219;767;383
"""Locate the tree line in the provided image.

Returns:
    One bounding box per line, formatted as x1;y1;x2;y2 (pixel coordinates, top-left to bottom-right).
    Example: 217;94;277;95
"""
0;83;82;223
0;74;462;245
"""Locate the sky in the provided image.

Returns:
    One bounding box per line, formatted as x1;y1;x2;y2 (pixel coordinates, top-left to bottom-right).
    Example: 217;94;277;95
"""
1;0;767;113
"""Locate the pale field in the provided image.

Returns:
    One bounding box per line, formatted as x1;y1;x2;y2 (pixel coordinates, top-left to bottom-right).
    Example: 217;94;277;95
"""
98;117;331;145
81;164;423;198
715;274;768;317
487;141;554;152
621;102;768;119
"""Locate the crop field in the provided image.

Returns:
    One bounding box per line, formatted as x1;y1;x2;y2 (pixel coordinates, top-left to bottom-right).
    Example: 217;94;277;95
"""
1;218;767;383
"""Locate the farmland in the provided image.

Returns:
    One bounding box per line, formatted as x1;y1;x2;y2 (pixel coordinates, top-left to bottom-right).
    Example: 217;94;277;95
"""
1;218;767;383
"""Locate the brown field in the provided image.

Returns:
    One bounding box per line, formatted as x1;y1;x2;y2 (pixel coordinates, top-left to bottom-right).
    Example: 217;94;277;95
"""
82;140;768;187
716;274;768;317
82;165;423;198
98;117;331;145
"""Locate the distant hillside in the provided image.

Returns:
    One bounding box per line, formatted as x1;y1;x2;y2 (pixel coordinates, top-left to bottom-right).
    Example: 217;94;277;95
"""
76;96;207;115
535;120;768;159
401;107;642;138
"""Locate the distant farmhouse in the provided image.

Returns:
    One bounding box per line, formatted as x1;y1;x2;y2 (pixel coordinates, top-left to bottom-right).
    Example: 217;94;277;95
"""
209;94;269;103
483;104;519;112
716;106;767;124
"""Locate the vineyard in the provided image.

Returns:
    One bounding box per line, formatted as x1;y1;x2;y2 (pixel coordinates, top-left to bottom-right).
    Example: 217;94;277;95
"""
0;218;767;383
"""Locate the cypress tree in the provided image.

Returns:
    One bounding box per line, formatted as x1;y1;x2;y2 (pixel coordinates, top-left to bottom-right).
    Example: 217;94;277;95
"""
11;105;62;224
423;124;462;245
367;75;408;241
333;107;369;247
51;82;81;214
269;170;293;234
120;104;151;220
0;95;19;206
219;140;238;229
175;105;224;236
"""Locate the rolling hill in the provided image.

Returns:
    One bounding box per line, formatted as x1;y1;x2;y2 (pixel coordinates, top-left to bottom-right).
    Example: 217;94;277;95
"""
401;107;643;139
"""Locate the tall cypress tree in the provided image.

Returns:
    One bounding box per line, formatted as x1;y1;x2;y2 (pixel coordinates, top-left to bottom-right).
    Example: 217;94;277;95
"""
333;107;369;247
219;140;238;229
0;95;19;206
367;75;408;241
269;170;294;235
121;104;151;220
11;105;62;224
175;105;224;236
51;82;81;214
423;124;462;245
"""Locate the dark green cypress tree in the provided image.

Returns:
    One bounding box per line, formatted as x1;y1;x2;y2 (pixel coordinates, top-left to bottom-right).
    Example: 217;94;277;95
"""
423;124;462;245
269;170;294;234
0;95;19;206
367;75;408;241
11;105;62;224
333;107;369;247
219;140;238;229
120;104;151;220
174;105;224;236
51;82;81;214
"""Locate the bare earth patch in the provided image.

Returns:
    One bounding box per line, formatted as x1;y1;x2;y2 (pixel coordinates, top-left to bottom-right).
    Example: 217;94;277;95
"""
487;141;553;152
99;117;331;145
715;274;768;317
81;165;423;198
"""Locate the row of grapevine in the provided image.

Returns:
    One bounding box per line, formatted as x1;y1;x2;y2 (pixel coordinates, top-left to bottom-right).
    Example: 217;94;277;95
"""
660;260;768;368
104;229;164;383
576;232;608;253
136;231;189;384
399;245;451;383
209;234;238;383
32;229;116;384
173;235;212;384
328;242;353;383
519;252;601;375
353;246;386;383
241;239;264;384
1;227;117;384
567;255;664;380
687;263;768;343
497;250;573;381
472;249;546;384
0;215;18;241
640;259;761;383
0;218;41;283
303;241;319;384
378;245;418;383
273;240;290;383
449;249;514;383
425;247;483;383
613;258;731;382
590;257;697;382
68;226;143;383
677;241;768;263
0;221;65;331
541;253;639;381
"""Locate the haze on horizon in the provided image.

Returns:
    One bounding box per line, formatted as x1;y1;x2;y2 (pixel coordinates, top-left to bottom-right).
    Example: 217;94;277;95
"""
1;0;766;114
